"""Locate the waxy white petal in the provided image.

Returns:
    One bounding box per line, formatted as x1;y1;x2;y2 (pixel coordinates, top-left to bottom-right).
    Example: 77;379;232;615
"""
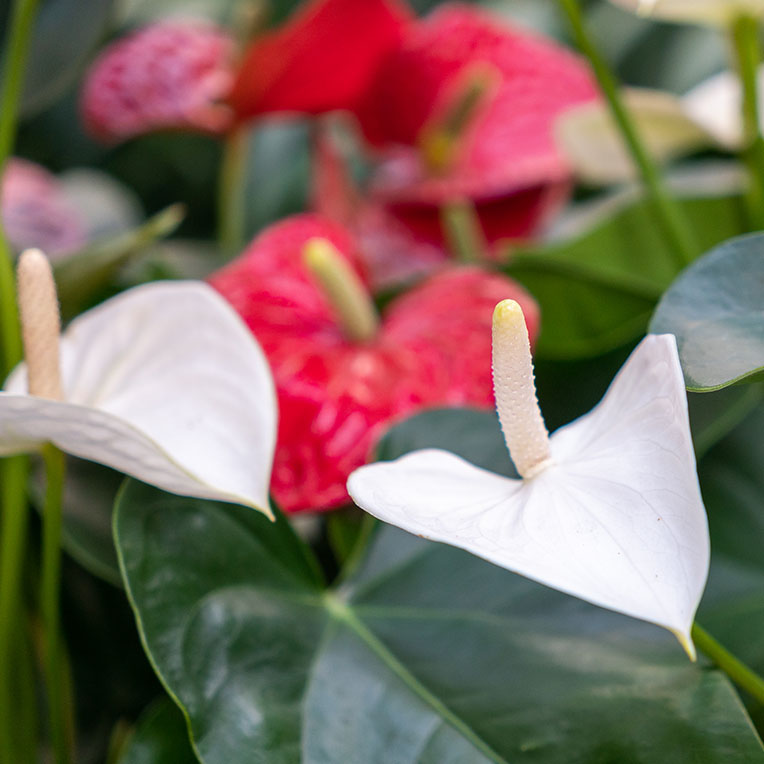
348;335;709;652
609;0;764;26
2;281;277;516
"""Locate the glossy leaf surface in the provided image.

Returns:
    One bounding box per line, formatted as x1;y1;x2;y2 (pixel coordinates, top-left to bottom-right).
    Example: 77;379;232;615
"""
506;190;746;359
650;233;764;391
117;471;763;762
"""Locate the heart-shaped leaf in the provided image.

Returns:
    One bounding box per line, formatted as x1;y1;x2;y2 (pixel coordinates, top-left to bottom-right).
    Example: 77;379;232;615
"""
116;471;764;761
505;186;746;359
650;233;764;391
10;0;115;117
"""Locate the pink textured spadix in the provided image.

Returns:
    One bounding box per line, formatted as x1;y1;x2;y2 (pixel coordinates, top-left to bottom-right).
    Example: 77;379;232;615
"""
348;309;710;658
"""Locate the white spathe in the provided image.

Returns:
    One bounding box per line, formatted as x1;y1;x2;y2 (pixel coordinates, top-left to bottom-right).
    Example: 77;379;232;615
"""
610;0;764;26
348;334;710;656
1;281;277;517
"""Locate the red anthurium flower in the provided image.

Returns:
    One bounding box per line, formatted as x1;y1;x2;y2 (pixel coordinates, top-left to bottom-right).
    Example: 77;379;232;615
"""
208;214;539;513
81;0;411;143
354;3;599;248
81;20;236;143
1;158;87;256
229;0;412;119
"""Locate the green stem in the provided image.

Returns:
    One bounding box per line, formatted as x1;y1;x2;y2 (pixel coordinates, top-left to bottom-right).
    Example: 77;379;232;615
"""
556;0;697;268
217;125;250;256
0;456;30;764
731;15;764;230
440;199;486;263
0;2;41;763
40;444;72;764
692;622;764;704
0;0;40;372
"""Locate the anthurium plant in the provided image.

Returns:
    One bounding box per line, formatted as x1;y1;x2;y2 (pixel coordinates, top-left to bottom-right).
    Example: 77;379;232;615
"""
2;0;764;762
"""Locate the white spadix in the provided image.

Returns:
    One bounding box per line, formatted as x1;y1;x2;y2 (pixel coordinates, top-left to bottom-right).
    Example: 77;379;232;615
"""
348;299;710;658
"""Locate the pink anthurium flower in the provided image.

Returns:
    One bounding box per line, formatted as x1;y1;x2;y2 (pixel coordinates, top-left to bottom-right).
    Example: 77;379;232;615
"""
80;0;411;143
208;215;539;513
2;159;87;256
1;250;276;516
354;4;599;250
81;20;236;143
349;301;710;658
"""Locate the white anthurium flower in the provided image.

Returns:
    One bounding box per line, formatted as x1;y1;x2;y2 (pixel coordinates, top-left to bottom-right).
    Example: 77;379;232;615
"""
348;300;710;658
556;68;764;185
609;0;764;26
1;249;277;518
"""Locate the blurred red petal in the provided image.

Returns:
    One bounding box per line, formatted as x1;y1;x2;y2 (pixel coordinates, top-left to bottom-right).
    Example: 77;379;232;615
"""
81;21;235;143
355;4;598;243
229;0;413;119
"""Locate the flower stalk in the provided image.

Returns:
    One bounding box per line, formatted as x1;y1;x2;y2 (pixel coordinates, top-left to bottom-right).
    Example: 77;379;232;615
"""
731;14;764;229
557;0;698;268
0;0;42;761
217;125;250;256
440;199;486;263
692;622;764;704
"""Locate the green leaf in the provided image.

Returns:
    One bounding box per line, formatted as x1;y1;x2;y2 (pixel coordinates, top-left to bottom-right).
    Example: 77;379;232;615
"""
505;190;746;359
118;699;198;764
650;233;764;391
14;0;115;117
116;469;764;761
54;204;184;320
688;385;764;458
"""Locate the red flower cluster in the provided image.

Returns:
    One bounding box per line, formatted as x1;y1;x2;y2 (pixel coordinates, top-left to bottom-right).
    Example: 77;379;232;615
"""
356;4;599;248
209;216;538;512
82;0;594;512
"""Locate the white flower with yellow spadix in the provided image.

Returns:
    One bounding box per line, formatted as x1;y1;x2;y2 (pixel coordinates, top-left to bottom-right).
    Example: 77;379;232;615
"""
0;249;276;517
348;300;710;658
609;0;764;26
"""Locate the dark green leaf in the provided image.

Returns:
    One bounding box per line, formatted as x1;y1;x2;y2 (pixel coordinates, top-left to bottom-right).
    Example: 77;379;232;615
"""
118;699;198;764
54;204;184;320
16;0;115;117
505;191;746;359
650;233;764;391
698;405;764;680
116;471;764;762
688;385;764;458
